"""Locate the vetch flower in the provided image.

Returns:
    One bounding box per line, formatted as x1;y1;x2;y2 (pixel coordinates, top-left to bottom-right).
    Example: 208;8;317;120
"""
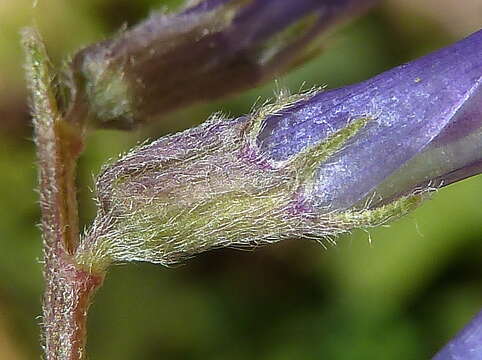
433;309;482;360
75;30;482;271
257;29;482;210
69;0;378;129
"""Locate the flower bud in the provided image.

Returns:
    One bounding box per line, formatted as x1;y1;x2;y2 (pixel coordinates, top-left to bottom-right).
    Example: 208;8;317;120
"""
76;30;482;270
69;0;378;129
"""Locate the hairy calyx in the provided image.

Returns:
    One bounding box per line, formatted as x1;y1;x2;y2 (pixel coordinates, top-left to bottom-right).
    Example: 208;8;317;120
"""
76;94;425;271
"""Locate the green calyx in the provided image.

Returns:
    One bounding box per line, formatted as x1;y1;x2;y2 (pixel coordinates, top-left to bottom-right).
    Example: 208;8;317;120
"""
78;58;136;128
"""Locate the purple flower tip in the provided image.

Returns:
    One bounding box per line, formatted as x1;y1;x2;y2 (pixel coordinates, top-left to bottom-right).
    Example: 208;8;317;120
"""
258;29;482;209
433;309;482;360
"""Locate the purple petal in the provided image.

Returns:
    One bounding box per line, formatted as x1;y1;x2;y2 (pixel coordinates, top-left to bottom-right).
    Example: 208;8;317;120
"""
371;80;482;204
433;309;482;360
258;30;482;210
182;0;229;14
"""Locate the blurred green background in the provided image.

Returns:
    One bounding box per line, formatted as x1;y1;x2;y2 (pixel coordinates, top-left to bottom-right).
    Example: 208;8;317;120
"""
0;0;481;359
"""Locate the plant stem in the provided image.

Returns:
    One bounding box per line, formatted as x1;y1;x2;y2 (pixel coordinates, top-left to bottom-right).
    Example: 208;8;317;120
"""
43;258;103;360
23;28;101;360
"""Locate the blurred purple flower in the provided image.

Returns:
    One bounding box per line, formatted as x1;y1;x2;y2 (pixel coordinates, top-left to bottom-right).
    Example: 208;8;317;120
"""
69;0;378;129
77;30;482;269
433;309;482;360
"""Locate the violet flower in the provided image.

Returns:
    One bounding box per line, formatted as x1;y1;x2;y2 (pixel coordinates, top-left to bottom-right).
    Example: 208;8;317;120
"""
75;30;481;271
433;309;482;360
257;28;482;210
69;0;377;129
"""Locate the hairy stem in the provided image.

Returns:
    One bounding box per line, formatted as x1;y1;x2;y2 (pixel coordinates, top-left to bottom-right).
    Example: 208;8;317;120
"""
43;258;103;360
22;27;81;254
23;28;100;360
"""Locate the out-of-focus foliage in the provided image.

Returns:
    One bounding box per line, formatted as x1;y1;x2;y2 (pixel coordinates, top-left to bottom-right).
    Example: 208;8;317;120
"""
0;1;480;359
